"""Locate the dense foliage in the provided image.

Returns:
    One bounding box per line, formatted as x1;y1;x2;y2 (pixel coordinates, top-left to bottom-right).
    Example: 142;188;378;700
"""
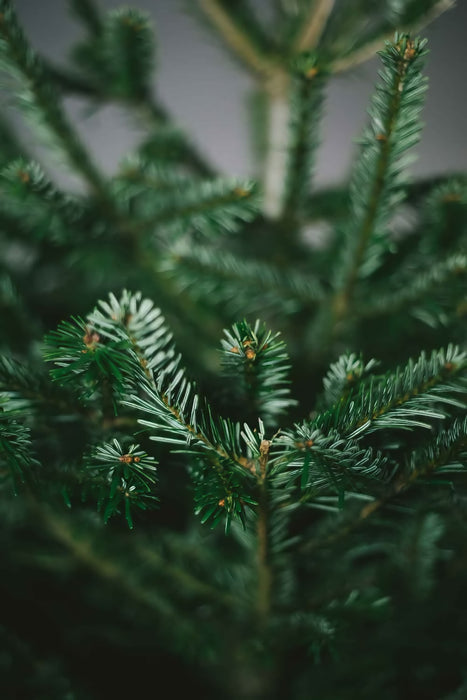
0;1;466;698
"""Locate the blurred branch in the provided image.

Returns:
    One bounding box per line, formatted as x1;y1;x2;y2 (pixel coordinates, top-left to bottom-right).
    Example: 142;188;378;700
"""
197;0;280;81
292;0;335;52
332;0;455;74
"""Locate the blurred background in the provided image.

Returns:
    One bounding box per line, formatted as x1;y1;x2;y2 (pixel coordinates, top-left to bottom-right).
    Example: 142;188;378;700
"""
10;0;467;189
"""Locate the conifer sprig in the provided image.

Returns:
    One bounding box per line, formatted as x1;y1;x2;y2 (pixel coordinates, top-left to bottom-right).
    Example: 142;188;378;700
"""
0;159;90;244
43;316;136;405
275;416;388;492
320;352;381;408
405;415;467;479
0;355;63;409
44;291;265;529
0;384;40;491
333;33;428;317
84;438;158;529
330;0;454;73
271;346;467;510
281;53;326;223
114;163;258;239
0;0;107;197
71;7;155;102
359;252;467;324
220;319;296;426
0;415;36;491
313;345;466;439
161;240;326;316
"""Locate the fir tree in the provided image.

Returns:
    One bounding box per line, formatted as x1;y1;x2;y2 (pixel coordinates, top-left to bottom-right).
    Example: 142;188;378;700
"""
1;1;466;698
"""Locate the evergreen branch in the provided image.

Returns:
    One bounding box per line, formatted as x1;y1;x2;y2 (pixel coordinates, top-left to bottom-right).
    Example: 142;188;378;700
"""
302;174;467;225
331;0;455;74
135;125;215;176
302;415;467;554
220;319;297;426
320;352;380;408
276;346;467;503
41;66;215;178
42;295;236;506
358;252;467;322
84;438;158;529
197;0;281;81
292;0;335;52
0;412;38;491
313;345;467;440
275;427;388;498
280;54;326;223
0;362;42;491
43;316;136;406
49;3;216;177
114;162;258;238
332;34;428;319
0;355;58;406
421;178;467;254
406;414;467;478
161;240;326;316
80;291;259;528
0;1;108;199
0;159;91;244
68;6;155;102
99;8;154;102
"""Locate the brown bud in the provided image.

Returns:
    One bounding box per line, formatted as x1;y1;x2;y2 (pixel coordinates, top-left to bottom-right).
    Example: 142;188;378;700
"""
234;187;249;198
403;40;416;61
83;328;100;348
305;66;318;80
18;170;30;184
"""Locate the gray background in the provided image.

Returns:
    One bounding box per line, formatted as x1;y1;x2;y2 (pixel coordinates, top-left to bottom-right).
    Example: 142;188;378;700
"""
10;0;467;187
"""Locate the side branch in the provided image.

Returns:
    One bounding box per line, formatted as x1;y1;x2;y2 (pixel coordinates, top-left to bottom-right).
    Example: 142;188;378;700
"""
0;4;107;201
293;0;335;53
332;36;425;321
302;428;467;554
198;0;278;80
332;0;454;74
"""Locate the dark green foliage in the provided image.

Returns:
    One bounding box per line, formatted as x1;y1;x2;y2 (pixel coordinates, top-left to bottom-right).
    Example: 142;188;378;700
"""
0;159;89;244
281;52;326;222
334;34;428;290
0;1;466;698
220;319;297;425
0;413;35;490
71;6;155;101
84;438;158;528
0;1;106;193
